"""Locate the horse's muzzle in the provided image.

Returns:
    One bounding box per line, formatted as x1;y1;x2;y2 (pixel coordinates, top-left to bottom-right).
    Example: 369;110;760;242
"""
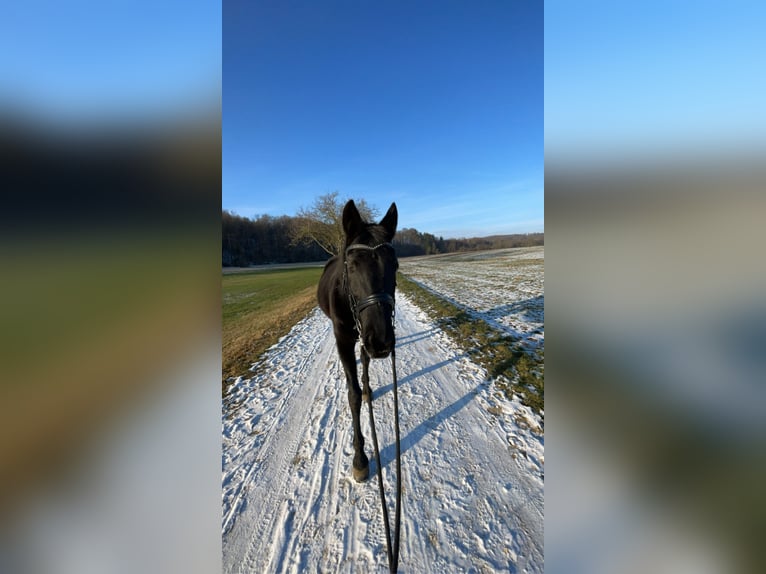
364;334;393;359
367;347;392;359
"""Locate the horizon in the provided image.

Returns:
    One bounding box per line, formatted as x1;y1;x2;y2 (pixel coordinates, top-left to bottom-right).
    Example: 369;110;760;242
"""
222;205;544;243
223;2;543;238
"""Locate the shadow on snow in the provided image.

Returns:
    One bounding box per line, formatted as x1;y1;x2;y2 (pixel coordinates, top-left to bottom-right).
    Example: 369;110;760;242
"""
372;382;481;474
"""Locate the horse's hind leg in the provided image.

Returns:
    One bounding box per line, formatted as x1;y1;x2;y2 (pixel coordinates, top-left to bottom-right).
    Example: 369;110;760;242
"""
336;336;369;482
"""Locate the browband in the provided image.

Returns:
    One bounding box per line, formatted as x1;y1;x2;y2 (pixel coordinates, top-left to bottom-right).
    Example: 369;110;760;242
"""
345;242;394;256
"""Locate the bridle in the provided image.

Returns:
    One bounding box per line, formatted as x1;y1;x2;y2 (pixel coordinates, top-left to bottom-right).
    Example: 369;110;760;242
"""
342;241;397;343
342;239;402;573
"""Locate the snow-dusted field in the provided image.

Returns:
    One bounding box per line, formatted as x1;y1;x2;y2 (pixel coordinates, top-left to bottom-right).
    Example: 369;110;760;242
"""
399;246;544;354
222;292;544;573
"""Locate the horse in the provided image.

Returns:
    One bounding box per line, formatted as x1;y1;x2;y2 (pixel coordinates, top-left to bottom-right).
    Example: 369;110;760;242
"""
317;200;398;482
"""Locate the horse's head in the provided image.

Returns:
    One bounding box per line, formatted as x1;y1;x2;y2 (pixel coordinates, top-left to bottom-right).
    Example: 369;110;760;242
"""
342;200;399;359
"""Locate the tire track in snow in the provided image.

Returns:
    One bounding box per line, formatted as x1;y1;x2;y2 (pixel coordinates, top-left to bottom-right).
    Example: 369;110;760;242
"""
223;293;544;573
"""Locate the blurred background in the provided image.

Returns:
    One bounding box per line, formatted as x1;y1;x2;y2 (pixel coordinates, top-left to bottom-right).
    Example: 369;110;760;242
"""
0;1;222;573
546;2;766;573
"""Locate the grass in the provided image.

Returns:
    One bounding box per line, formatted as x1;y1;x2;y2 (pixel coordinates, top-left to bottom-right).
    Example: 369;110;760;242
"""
222;267;324;383
397;273;544;421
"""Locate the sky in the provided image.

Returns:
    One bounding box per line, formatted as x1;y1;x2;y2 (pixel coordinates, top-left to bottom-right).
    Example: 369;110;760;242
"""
223;1;543;239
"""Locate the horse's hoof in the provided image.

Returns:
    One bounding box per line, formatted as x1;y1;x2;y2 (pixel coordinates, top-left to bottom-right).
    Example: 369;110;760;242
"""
352;464;369;482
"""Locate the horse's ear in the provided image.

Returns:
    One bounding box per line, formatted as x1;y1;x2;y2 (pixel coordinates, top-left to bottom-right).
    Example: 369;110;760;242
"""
379;202;398;241
342;200;363;240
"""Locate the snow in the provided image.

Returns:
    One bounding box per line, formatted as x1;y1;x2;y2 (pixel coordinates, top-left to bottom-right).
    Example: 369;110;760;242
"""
222;290;544;573
399;247;544;355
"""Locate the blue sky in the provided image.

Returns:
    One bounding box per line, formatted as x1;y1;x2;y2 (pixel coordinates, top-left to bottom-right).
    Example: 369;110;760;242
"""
223;1;543;238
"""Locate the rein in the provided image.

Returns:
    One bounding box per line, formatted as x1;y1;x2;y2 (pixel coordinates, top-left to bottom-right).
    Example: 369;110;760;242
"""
343;241;402;573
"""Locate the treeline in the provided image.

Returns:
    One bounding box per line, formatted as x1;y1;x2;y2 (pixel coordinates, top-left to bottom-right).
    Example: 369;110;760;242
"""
393;228;544;257
222;212;327;266
223;211;543;266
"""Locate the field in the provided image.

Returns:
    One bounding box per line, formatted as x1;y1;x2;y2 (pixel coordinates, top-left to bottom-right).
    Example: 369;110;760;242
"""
399;246;544;354
222;267;323;382
222;246;545;572
399;246;544;415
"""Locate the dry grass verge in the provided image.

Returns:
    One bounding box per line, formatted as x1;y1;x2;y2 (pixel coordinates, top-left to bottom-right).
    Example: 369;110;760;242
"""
222;267;323;383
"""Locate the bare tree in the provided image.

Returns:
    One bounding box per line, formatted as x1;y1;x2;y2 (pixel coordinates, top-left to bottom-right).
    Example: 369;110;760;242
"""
291;192;380;256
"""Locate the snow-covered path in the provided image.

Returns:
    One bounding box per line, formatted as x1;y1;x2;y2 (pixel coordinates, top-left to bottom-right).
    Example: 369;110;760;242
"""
222;294;544;573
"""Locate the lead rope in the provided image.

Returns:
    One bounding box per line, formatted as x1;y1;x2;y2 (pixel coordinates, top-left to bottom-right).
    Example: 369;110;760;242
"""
390;301;401;571
391;348;402;570
365;330;401;572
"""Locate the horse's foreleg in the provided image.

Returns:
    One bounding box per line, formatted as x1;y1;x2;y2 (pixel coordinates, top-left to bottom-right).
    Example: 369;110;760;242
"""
337;337;369;482
361;348;372;403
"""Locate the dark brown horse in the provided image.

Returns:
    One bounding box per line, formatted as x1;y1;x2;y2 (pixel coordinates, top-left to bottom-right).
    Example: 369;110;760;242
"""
317;200;398;481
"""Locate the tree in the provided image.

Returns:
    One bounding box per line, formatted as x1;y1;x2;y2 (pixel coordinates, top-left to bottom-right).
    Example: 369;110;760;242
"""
290;192;380;256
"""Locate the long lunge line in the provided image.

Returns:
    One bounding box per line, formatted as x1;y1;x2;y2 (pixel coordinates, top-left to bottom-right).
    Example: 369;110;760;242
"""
366;349;402;574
